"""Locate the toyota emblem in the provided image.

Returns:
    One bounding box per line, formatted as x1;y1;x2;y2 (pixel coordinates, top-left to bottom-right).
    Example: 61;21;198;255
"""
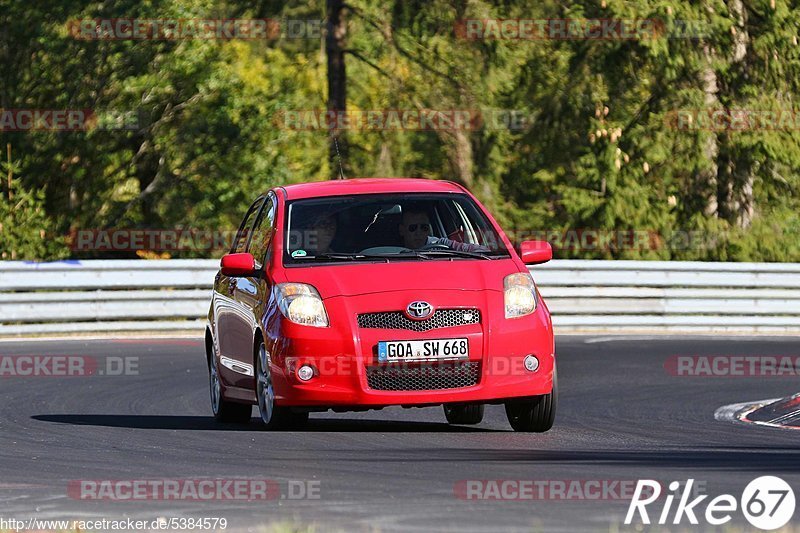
406;301;433;320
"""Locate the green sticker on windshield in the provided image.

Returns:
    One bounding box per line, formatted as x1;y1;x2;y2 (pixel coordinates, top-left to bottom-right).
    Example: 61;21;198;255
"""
291;249;307;258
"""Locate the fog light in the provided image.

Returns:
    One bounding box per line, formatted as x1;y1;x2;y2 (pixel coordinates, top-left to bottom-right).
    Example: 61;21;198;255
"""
297;365;315;382
523;355;540;373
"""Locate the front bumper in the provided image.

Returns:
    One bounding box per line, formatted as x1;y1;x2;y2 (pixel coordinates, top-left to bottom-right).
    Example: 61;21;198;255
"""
266;289;555;408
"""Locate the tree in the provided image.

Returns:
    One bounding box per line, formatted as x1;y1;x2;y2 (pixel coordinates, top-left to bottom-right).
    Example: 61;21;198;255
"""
0;143;68;260
326;0;349;178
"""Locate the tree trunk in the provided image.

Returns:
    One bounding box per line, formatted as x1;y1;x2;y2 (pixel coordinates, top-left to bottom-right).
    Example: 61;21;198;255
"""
452;129;474;188
699;45;719;217
377;141;394;177
5;143;12;202
326;0;348;179
135;148;159;224
716;0;754;227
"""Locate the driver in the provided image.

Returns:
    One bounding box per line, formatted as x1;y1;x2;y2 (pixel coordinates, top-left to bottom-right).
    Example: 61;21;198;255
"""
398;208;489;252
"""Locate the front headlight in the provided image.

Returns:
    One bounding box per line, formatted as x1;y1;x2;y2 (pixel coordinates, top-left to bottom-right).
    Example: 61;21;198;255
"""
504;272;537;318
274;283;329;327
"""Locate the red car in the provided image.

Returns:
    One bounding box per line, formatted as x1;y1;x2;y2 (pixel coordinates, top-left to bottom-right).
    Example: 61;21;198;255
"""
205;179;556;431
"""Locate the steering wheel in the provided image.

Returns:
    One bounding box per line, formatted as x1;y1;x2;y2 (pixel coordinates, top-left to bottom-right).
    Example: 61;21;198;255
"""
419;243;450;251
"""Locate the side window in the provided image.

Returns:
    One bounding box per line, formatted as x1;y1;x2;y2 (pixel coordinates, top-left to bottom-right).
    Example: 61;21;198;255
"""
247;195;276;266
232;197;264;253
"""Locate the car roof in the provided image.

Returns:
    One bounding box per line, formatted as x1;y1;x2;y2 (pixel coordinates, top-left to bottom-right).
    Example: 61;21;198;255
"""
279;178;466;200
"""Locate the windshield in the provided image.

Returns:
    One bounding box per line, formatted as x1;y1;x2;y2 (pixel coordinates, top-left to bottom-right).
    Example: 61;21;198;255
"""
284;193;510;264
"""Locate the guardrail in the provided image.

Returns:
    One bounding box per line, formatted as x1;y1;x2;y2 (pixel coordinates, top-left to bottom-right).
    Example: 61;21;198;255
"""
0;260;214;335
534;261;800;333
1;260;799;335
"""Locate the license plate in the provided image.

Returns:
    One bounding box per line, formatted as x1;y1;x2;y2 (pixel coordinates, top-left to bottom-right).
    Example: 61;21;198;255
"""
378;338;469;362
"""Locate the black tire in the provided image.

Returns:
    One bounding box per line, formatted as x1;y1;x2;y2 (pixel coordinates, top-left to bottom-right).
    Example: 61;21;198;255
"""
256;341;309;430
209;351;252;423
504;367;557;432
444;403;485;425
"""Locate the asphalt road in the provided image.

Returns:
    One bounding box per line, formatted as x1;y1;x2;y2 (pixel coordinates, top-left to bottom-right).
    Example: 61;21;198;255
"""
1;336;799;532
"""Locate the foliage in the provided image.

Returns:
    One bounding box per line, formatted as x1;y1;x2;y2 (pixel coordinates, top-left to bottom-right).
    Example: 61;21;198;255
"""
1;0;798;261
0;157;69;260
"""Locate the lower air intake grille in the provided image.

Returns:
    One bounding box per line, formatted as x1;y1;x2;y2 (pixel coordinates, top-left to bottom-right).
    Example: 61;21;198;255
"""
366;362;480;391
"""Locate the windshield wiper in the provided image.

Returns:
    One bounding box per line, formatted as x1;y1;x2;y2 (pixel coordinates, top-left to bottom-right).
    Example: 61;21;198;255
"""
294;250;499;262
361;252;432;261
414;249;495;260
294;253;368;261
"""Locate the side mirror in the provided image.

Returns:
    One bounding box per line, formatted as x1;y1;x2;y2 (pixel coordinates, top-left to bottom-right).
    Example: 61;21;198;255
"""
220;253;257;277
519;240;552;265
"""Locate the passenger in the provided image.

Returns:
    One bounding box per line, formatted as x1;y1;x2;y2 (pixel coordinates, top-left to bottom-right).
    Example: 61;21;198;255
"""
307;214;338;254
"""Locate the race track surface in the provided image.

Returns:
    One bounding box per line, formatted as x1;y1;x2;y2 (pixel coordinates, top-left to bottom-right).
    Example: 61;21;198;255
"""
1;336;798;532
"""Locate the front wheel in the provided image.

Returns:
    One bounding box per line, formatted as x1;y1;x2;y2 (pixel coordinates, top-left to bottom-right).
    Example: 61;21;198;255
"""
504;367;557;432
256;342;308;430
444;403;484;425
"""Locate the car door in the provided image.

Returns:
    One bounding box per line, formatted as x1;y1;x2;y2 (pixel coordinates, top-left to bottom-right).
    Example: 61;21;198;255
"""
228;192;277;386
214;196;264;373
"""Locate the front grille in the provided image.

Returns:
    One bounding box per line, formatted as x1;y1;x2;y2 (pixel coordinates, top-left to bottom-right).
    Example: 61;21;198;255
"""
366;362;480;391
358;308;480;332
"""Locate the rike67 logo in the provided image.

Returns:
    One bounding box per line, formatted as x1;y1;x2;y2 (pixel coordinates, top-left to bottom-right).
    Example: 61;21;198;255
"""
625;477;795;530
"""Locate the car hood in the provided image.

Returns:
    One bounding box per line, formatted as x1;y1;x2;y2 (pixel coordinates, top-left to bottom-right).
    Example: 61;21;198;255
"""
281;259;521;299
